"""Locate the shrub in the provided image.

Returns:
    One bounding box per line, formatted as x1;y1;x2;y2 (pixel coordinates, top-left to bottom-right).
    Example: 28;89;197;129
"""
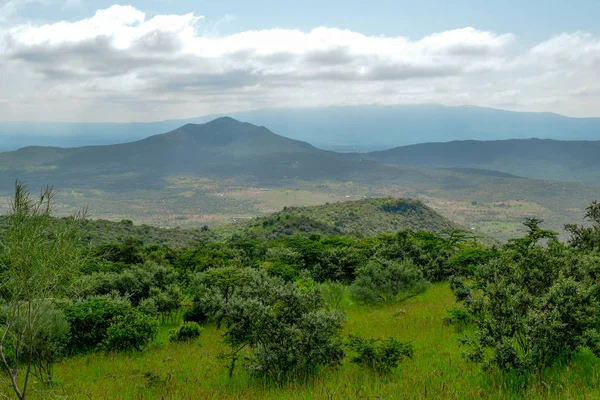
346;335;413;374
319;281;347;310
203;268;345;380
64;297;133;352
460;219;600;373
351;258;429;305
103;312;159;352
169;322;203;343
443;307;471;331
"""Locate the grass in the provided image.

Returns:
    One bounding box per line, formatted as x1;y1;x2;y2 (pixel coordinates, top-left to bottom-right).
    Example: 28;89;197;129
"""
17;284;600;399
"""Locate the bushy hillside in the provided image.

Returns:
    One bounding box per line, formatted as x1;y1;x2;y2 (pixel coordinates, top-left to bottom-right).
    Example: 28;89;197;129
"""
236;198;460;240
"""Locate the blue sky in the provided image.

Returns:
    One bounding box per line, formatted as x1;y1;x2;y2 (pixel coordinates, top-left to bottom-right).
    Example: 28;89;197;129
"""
13;0;600;42
1;0;600;121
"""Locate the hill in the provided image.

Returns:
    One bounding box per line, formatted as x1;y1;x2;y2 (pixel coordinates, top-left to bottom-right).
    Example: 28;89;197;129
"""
0;117;374;191
362;138;600;183
1;117;599;241
0;198;462;247
3;105;600;152
232;198;461;240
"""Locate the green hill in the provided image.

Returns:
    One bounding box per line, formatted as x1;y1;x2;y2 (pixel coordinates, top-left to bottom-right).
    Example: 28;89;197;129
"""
363;138;600;183
1;118;599;241
0;198;463;246
234;198;461;240
0;117;373;191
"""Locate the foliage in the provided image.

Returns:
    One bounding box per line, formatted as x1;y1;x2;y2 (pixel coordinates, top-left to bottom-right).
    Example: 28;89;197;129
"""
0;303;70;386
375;230;461;281
351;258;429;305
319;281;348;310
183;303;209;324
64;297;133;352
80;262;179;306
346;335;413;374
0;183;86;399
169;322;203;343
458;219;600;373
202;268;345;379
565;200;600;250
103;312;159;352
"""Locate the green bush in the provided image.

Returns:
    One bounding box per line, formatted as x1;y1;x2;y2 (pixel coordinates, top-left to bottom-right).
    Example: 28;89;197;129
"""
460;219;600;373
203;268;345;380
169;322;203;343
351;258;429;305
103;312;159;352
64;297;133;352
346;335;413;374
319;281;347;310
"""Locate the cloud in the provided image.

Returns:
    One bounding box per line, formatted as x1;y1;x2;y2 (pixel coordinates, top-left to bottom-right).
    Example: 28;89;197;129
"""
0;5;599;121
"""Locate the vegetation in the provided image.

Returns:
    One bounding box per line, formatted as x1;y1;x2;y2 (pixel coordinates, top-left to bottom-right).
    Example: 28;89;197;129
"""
168;322;203;343
2;118;599;243
455;219;600;373
346;335;414;374
3;179;600;398
0;183;86;399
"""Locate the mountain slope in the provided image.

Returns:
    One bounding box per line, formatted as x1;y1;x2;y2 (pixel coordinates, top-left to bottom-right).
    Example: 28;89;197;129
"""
3;104;600;152
0;117;374;190
362;138;600;183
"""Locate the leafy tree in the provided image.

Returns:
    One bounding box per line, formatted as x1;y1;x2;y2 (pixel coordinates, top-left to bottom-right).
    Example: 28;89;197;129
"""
458;219;600;373
565;201;600;250
0;183;86;399
202;268;345;380
351;258;429;305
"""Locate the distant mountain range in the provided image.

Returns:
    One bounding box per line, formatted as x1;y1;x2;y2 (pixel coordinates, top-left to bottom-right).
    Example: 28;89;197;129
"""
0;117;383;191
1;116;600;240
361;139;600;183
2;104;600;152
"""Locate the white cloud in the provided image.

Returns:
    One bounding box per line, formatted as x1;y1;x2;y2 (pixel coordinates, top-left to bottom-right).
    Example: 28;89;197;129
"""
0;4;599;121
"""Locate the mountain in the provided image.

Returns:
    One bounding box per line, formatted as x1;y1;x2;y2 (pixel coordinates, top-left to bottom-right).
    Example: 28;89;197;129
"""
0;117;376;191
3;104;600;152
1;117;599;242
362;138;600;183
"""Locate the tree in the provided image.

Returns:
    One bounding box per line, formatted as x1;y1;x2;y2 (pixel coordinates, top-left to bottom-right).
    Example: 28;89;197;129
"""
202;268;345;380
565;201;600;250
0;183;87;399
457;219;600;373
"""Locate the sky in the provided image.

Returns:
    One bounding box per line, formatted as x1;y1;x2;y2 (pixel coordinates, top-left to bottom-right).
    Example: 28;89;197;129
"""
1;0;600;122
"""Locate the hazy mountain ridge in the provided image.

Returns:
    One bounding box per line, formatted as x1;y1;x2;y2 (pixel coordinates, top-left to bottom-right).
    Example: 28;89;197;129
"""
1;116;599;241
0;117;380;190
362;138;600;182
3;104;600;152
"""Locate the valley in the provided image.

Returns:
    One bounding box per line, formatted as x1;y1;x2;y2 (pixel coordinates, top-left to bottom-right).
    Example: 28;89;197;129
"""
0;117;598;241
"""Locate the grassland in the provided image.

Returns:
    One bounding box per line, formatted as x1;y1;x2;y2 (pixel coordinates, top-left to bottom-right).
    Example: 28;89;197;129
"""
27;284;600;399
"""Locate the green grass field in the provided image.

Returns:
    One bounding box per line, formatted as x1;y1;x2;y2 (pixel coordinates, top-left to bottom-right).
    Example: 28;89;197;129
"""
26;284;600;399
